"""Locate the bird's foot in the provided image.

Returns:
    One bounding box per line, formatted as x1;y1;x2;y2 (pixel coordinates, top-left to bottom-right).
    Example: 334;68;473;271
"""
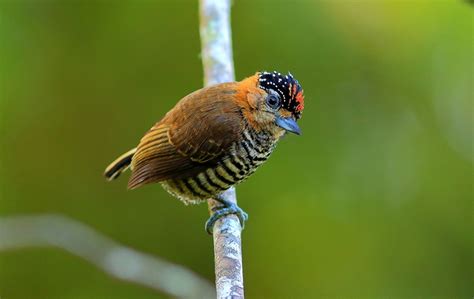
205;199;248;234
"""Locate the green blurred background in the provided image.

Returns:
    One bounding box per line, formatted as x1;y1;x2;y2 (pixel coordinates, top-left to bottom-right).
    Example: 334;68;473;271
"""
0;0;472;298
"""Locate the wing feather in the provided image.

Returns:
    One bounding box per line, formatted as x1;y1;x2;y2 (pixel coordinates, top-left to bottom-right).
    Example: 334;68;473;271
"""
128;83;243;189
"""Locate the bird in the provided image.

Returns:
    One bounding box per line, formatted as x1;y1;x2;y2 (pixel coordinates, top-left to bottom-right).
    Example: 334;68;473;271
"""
104;71;304;233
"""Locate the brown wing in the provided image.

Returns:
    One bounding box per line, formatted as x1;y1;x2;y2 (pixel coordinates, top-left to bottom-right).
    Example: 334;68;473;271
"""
128;83;243;189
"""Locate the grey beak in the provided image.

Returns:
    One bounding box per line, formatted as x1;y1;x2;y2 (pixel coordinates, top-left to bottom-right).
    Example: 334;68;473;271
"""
275;116;301;135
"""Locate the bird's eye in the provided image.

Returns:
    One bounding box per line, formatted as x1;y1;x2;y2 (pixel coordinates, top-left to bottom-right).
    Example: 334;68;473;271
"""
266;94;281;109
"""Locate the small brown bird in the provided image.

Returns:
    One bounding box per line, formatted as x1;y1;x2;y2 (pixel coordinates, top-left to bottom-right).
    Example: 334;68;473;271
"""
105;71;304;233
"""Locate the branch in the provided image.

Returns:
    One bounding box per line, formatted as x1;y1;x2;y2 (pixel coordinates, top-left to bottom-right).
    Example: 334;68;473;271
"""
0;214;215;299
199;0;245;298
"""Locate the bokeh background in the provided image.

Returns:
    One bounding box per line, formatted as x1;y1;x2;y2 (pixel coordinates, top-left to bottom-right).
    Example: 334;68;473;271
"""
1;0;472;298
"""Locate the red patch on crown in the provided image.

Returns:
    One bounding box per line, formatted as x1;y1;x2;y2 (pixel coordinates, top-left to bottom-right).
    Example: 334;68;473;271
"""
295;91;304;112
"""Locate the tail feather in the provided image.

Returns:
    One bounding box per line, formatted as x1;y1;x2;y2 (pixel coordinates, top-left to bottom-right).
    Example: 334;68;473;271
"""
104;148;137;181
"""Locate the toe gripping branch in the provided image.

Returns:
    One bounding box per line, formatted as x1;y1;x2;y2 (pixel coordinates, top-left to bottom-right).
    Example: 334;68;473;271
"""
205;195;248;234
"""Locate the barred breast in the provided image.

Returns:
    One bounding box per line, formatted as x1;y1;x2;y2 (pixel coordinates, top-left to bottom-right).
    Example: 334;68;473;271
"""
161;129;278;204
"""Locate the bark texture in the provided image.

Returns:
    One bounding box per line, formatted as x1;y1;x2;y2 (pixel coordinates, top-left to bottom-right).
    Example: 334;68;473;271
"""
199;0;245;298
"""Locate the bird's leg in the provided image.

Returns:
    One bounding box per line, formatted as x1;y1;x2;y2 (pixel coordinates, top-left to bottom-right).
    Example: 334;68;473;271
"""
205;194;248;234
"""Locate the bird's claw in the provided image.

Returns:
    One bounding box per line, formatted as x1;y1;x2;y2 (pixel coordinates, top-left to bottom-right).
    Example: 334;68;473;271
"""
205;202;248;234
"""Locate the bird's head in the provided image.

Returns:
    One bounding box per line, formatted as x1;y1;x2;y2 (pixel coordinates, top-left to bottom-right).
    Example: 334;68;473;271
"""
238;71;304;137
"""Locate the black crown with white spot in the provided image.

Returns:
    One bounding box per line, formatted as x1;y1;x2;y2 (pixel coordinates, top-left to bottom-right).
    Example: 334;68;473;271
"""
258;71;305;119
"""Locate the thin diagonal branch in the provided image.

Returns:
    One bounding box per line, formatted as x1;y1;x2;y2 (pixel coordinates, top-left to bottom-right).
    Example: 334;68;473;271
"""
0;214;215;299
199;0;245;298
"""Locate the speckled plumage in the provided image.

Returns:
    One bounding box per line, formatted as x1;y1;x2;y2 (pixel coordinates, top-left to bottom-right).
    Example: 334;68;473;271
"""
105;71;304;205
